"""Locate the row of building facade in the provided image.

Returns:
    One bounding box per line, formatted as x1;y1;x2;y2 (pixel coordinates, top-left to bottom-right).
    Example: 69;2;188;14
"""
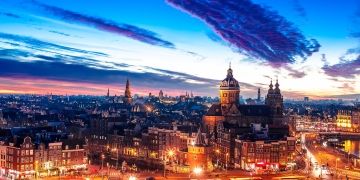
0;137;87;179
87;66;297;173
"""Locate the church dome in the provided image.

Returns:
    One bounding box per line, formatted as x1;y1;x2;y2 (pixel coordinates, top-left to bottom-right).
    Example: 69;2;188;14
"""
220;66;239;90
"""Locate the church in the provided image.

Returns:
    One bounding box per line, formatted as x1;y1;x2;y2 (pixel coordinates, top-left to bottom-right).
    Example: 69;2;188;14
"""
202;65;290;170
203;65;284;133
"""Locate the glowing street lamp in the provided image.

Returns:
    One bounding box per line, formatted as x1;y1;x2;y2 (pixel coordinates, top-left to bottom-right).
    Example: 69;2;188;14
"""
168;150;175;157
129;176;137;180
163;148;176;177
226;153;229;171
193;167;203;176
215;149;220;168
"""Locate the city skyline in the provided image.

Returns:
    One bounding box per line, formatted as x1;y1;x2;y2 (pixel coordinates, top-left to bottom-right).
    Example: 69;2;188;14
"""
0;0;359;99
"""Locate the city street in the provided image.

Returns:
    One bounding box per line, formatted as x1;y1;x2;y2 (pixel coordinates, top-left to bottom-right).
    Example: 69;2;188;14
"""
301;133;360;179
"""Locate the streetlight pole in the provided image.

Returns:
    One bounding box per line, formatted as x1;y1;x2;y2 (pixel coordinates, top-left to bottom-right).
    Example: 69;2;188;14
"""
163;154;166;178
113;148;119;170
163;149;174;177
226;153;229;171
215;149;220;169
101;154;105;180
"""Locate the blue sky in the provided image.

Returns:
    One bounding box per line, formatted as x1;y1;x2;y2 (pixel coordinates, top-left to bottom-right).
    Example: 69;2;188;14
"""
0;0;359;99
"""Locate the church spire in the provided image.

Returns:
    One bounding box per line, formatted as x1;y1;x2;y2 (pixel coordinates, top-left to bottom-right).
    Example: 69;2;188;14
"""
125;79;131;97
227;62;233;78
268;79;274;94
274;78;281;94
107;88;110;97
124;79;132;104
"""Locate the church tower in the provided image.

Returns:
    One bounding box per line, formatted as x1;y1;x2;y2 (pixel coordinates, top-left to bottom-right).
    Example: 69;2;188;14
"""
123;79;132;104
219;63;240;109
265;79;283;119
159;90;164;100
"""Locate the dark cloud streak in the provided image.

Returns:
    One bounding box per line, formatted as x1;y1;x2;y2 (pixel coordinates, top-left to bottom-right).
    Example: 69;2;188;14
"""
167;0;320;65
31;1;175;49
292;0;307;18
0;12;20;18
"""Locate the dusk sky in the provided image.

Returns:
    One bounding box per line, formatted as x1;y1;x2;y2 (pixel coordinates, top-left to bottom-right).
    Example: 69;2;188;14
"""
0;0;359;99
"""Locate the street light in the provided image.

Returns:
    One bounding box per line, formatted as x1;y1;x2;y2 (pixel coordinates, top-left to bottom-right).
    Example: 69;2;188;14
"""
168;150;174;157
112;148;119;170
215;149;220;168
336;158;340;178
193;167;203;176
164;149;175;177
101;154;105;180
226;153;229;171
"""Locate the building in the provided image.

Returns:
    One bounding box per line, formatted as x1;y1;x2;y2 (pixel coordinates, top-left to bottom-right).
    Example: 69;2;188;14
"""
203;66;291;170
0;142;7;177
203;65;284;133
336;108;360;132
185;128;212;172
0;137;87;179
5;137;35;179
34;142;62;177
234;136;296;172
60;139;88;174
123;79;133;104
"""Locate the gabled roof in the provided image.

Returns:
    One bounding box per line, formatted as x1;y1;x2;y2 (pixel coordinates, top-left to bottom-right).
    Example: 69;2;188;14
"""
205;104;222;116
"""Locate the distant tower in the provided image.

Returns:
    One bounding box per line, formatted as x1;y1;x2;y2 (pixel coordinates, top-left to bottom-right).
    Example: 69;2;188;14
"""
159;90;164;100
220;63;240;109
190;91;194;98
257;88;261;101
107;88;110;98
123;79;132;104
265;78;283;119
187;128;212;172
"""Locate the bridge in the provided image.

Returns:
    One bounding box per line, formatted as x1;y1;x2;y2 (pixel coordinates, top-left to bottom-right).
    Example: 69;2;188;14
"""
319;131;360;139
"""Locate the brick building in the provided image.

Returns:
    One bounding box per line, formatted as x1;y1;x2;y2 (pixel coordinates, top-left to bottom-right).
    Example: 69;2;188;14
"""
234;137;296;171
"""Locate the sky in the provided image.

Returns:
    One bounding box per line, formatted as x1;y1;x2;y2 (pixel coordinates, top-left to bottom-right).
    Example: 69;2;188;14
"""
0;0;359;99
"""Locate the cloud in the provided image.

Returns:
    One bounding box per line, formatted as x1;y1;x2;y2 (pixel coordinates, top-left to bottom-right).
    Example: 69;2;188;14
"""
0;32;108;58
167;0;320;65
284;65;306;78
322;56;360;78
31;1;175;49
338;83;355;92
48;30;70;37
206;31;230;47
292;0;307;18
0;12;20;18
